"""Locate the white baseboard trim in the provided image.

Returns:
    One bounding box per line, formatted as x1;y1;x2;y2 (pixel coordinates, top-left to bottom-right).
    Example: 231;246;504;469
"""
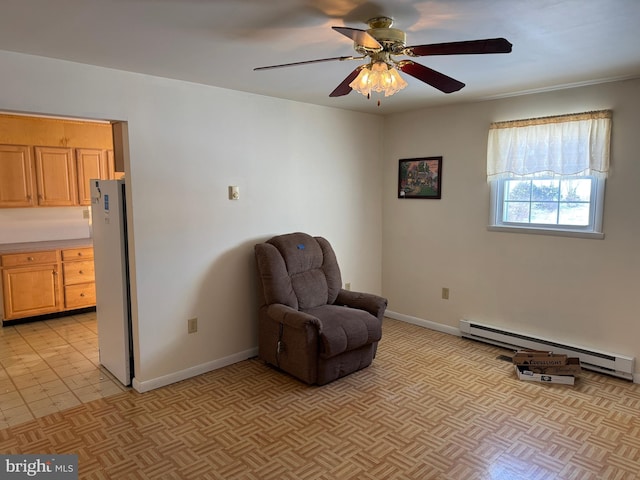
128;314;640;390
385;310;460;337
386;311;640;384
132;347;259;393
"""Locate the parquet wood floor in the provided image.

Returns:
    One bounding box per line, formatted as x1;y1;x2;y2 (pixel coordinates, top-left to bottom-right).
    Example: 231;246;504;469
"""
1;318;639;479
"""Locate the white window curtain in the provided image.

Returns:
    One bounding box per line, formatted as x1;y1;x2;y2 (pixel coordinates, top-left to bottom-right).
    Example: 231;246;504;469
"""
487;110;612;182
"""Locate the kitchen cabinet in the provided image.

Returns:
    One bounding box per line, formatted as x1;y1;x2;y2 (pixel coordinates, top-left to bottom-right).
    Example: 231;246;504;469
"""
0;114;119;209
106;149;123;179
1;250;62;320
0;113;113;150
1;245;96;322
34;146;77;206
61;247;96;309
76;148;108;205
0;145;115;208
0;144;36;207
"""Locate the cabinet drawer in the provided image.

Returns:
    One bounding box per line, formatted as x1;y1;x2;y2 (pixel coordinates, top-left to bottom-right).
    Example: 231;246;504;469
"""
64;282;96;309
62;247;93;261
63;260;95;285
1;250;58;267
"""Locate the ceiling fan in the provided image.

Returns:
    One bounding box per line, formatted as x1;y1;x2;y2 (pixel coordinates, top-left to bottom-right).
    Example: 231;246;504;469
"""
254;16;512;98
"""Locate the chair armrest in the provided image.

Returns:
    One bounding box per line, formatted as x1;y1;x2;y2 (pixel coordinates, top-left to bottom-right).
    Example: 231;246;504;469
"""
335;289;388;322
261;304;322;384
266;304;322;331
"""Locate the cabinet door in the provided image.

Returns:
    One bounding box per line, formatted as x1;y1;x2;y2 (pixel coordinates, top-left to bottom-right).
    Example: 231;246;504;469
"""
2;264;61;319
0;144;35;207
105;150;115;180
76;148;105;205
34;146;77;206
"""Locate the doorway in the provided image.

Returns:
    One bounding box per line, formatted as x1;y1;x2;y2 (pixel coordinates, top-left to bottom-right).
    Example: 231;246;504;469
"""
0;112;131;427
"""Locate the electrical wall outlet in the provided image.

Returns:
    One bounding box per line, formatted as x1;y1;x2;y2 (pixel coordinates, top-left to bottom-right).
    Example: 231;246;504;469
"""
188;317;198;334
82;209;90;219
345;282;351;291
442;288;450;300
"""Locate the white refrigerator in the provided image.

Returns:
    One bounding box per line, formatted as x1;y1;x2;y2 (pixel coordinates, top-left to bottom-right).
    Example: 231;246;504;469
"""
90;178;133;386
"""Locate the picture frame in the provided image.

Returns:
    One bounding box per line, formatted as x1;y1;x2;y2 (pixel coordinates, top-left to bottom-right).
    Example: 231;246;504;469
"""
398;157;443;199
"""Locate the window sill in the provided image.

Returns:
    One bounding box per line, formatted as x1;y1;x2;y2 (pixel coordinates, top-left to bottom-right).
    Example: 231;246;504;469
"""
487;225;605;240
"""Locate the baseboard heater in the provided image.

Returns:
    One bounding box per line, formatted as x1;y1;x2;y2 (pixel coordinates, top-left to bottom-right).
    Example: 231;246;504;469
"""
459;319;635;381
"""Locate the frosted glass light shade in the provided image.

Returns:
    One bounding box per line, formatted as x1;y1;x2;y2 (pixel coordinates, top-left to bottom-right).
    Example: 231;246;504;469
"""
349;62;408;98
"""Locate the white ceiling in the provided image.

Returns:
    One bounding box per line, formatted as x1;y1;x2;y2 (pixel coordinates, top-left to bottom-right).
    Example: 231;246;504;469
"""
1;0;640;115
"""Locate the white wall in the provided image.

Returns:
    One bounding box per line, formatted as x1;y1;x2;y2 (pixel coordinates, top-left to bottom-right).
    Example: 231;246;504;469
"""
0;50;384;390
383;79;640;377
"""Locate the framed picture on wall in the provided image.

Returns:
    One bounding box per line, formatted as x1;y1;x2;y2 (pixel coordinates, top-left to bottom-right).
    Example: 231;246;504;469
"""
398;157;443;199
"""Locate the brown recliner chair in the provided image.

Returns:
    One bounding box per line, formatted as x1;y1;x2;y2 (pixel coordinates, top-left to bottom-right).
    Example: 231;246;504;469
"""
254;232;387;385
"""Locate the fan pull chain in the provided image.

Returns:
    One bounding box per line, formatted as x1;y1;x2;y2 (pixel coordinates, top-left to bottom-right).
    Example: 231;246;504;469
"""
365;92;382;106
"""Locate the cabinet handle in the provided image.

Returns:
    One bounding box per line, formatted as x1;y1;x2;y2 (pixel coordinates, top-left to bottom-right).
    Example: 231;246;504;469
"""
77;252;83;256
80;293;85;297
27;256;35;261
79;270;84;274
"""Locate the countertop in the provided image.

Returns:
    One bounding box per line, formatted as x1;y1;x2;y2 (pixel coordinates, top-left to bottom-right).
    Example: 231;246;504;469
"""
0;238;93;254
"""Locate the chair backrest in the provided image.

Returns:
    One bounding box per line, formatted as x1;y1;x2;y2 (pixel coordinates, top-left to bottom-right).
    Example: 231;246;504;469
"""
255;232;342;310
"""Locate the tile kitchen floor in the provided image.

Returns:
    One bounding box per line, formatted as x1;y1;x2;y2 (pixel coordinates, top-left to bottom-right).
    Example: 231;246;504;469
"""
0;311;127;429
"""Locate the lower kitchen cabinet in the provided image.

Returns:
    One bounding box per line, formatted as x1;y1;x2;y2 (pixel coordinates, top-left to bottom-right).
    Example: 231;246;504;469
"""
62;247;96;309
1;251;61;319
1;246;96;323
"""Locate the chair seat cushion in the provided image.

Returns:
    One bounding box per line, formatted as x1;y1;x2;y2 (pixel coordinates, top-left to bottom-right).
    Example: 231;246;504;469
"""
303;305;382;359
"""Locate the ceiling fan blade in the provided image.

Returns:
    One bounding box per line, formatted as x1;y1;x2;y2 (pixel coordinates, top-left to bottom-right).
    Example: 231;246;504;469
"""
329;66;366;97
254;56;361;71
332;26;382;50
405;38;512;57
397;61;465;94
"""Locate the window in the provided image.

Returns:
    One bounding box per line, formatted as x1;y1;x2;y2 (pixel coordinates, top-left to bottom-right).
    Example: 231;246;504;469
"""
487;110;611;238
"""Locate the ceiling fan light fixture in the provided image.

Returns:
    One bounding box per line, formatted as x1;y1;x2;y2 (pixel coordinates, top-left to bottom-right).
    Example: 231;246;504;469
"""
255;16;512;101
349;62;408;98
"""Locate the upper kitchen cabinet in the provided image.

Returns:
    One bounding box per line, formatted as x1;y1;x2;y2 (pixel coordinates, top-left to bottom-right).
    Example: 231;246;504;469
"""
34;146;78;206
0;113;113;149
0;144;36;207
0;113;120;208
76;148;108;205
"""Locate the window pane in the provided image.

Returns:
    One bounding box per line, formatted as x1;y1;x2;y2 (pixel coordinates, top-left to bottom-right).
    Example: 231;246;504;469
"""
504;202;530;223
531;202;559;224
531;179;559;201
505;180;531;201
560;178;591;202
492;175;603;235
559;203;590;225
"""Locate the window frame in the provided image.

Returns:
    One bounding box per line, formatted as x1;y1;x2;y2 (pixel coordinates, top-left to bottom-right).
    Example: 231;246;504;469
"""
488;176;605;239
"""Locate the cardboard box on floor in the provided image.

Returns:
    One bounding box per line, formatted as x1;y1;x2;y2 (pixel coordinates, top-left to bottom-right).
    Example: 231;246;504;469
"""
513;350;567;367
512;349;581;384
514;365;576;385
